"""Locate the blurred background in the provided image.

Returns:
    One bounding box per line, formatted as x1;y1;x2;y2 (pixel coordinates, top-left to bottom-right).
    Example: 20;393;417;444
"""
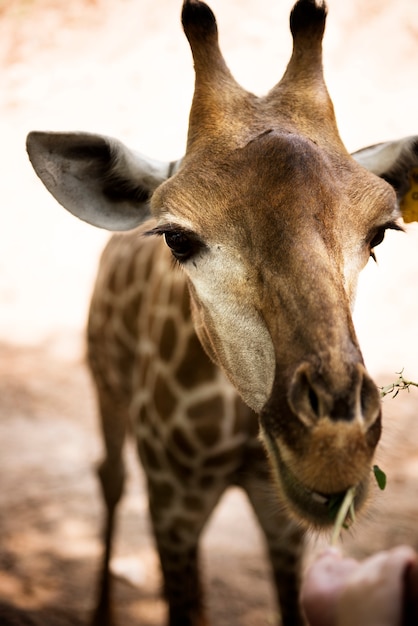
0;0;417;624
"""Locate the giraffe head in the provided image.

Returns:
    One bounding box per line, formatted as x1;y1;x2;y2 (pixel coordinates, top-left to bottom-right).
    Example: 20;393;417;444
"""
27;0;418;526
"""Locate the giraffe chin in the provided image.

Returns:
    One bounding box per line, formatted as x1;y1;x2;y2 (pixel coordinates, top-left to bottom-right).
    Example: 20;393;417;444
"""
262;431;370;528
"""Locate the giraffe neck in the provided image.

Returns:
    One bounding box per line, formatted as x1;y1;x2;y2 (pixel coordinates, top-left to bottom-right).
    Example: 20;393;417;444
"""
87;224;260;483
87;221;304;625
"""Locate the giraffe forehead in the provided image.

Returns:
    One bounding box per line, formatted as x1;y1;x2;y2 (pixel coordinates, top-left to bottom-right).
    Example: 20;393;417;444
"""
156;131;342;233
154;130;395;256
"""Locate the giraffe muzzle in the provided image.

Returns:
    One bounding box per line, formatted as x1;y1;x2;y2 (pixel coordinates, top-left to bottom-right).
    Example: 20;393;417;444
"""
262;433;371;527
260;360;382;527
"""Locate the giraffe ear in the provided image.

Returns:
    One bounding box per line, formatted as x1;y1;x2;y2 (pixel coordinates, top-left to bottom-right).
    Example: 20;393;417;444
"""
26;131;181;231
351;136;418;223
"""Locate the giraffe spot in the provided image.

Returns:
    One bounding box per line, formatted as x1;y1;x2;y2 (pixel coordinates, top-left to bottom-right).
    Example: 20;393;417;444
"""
243;438;270;471
160;316;177;362
160;552;187;568
149;417;160;440
97;299;113;327
125;255;137;286
187;395;224;421
138;405;148;426
175;334;216;389
170;516;199;538
183;494;204;512
171;427;196;457
166;448;193;482
139;439;161;471
168;527;181;544
149;503;163;526
194;422;220;447
144;252;154;282
199;474;216;489
107;267;119;294
233;396;259;437
204;447;239;469
121;292;142;339
106;259;127;296
151;481;175;509
180;282;191;320
154;374;177;421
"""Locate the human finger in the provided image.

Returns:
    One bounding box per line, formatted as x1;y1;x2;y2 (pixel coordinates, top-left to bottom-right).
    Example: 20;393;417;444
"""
301;548;359;626
337;545;416;626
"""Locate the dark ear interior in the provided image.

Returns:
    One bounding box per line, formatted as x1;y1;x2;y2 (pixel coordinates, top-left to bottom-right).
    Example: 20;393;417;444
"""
26;131;169;231
352;137;418;223
50;133;151;205
352;137;418;201
379;139;418;203
377;138;418;223
101;171;151;205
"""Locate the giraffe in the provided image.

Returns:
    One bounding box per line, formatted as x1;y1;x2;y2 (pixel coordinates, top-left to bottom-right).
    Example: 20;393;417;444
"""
26;0;418;624
87;227;302;625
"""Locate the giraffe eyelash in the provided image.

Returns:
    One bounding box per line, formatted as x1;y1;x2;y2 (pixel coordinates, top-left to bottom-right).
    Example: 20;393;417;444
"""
145;224;206;263
369;220;404;263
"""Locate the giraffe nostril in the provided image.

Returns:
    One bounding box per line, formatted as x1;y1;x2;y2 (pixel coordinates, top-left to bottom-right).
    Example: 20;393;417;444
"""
289;361;381;426
308;386;319;417
288;365;325;425
359;368;382;432
361;373;378;418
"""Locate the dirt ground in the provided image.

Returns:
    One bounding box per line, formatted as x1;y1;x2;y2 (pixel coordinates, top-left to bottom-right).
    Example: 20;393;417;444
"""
1;0;418;624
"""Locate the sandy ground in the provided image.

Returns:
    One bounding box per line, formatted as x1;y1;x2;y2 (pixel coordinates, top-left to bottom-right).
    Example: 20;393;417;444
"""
0;0;418;624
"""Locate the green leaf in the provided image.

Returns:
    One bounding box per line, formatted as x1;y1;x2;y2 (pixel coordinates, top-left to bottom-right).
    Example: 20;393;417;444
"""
373;465;387;490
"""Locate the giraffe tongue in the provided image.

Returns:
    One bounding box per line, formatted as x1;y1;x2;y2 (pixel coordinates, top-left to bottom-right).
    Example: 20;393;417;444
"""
309;491;329;505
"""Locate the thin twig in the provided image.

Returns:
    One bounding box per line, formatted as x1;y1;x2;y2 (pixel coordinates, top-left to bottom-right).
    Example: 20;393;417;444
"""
380;370;418;399
328;372;416;546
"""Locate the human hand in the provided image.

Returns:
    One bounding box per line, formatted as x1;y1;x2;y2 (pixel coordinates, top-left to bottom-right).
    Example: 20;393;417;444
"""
301;545;417;626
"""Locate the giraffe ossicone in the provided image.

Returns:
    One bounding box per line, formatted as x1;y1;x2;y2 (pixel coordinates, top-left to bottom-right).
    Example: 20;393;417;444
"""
27;0;418;624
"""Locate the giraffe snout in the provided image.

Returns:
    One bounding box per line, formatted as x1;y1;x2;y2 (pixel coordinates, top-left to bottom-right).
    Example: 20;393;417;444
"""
260;360;382;526
288;360;381;433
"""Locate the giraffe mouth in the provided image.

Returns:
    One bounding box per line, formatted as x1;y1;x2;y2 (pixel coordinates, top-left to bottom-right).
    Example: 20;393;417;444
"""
262;430;368;527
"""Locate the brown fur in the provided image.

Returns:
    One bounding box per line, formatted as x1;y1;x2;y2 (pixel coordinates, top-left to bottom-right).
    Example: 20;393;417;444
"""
60;2;402;625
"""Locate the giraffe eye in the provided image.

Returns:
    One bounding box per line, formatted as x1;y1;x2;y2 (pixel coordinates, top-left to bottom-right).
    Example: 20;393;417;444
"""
368;220;404;262
369;227;386;261
164;229;204;262
370;227;386;250
164;230;192;259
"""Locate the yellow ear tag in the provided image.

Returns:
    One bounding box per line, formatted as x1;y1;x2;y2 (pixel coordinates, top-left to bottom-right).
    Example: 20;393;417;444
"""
400;168;418;223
